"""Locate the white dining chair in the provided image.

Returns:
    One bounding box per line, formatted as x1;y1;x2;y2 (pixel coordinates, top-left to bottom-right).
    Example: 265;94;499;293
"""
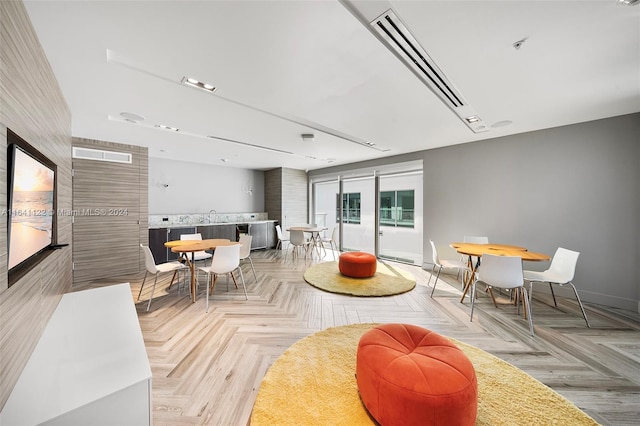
275;224;289;251
198;244;246;313
321;225;340;259
287;229;311;260
428;240;469;297
471;254;534;336
138;244;188;312
523;247;589;327
239;233;258;283
179;233;212;264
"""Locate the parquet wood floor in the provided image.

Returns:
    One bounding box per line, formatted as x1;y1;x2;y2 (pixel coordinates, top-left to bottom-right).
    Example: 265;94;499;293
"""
76;249;640;425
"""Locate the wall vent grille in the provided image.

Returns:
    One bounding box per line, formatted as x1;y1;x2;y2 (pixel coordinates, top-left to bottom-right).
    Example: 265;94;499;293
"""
72;147;132;164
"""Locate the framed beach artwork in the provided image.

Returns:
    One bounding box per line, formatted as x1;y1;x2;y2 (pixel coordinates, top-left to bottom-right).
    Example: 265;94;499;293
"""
7;130;57;285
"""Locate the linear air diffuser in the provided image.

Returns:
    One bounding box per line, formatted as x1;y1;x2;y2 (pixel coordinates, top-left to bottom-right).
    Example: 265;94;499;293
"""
72;147;132;164
363;8;488;133
371;10;464;109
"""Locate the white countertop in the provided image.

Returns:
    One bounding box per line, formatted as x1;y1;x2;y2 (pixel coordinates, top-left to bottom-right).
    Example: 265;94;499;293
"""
149;220;276;229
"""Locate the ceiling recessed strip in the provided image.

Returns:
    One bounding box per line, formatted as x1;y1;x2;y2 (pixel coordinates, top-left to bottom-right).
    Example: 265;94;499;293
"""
371;10;465;109
360;7;488;134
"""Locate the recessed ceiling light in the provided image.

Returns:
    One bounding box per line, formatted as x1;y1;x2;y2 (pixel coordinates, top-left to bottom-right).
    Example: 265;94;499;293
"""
181;76;217;93
465;116;481;123
120;111;145;121
491;120;513;128
618;0;639;5
301;133;315;142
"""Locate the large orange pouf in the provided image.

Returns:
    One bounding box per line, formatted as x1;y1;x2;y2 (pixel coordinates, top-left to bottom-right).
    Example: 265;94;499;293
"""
338;252;377;278
356;324;478;426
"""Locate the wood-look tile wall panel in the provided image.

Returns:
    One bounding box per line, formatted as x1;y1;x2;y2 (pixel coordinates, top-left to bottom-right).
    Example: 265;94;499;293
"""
71;138;148;287
0;0;72;409
264;168;282;225
282;168;308;229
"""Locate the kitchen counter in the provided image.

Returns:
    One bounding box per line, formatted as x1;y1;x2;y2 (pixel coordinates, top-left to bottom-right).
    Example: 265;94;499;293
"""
149;219;276;229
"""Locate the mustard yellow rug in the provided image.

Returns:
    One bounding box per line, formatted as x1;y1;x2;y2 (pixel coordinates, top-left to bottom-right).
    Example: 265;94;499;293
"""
303;261;416;296
251;323;599;426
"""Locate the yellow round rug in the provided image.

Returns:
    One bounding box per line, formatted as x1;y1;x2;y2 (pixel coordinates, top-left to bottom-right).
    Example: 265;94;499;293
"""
303;261;416;296
251;323;599;426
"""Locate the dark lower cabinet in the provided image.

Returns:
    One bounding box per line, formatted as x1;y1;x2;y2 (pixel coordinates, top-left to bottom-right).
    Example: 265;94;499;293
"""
149;228;169;263
197;224;237;241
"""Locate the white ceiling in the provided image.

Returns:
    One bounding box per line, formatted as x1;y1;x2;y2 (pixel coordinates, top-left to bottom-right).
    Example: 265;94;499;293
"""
23;0;640;171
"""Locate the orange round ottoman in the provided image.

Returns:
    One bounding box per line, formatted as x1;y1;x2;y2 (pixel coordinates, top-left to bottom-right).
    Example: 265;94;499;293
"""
338;252;377;278
356;324;477;426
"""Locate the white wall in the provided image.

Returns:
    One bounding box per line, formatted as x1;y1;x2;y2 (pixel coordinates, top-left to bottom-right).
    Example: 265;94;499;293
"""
149;157;264;214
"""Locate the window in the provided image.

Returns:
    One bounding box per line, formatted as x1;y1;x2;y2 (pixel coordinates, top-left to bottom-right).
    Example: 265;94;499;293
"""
380;190;414;228
337;192;361;224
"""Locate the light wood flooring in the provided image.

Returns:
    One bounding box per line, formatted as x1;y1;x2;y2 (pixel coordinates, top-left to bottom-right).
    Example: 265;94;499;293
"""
76;249;640;426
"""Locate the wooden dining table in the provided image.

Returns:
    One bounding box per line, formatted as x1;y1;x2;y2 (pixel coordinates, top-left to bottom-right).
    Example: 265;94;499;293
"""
164;238;239;303
451;242;550;306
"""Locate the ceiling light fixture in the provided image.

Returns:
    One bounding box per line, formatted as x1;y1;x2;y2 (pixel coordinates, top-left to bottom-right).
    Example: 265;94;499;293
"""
120;111;145;122
155;124;179;131
465;116;481;123
618;0;639;5
301;133;315;142
181;76;217;93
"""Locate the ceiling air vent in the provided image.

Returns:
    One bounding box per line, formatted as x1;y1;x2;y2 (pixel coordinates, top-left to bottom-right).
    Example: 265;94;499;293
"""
368;9;488;133
371;10;465;109
72;147;132;164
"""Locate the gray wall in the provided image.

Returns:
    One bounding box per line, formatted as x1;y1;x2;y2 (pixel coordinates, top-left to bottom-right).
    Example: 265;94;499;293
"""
0;1;73;409
311;113;640;312
423;114;639;311
149;157;264;214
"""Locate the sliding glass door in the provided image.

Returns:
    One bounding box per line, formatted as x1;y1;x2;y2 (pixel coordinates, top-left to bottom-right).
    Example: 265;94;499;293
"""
311;163;423;264
342;176;375;253
378;172;423;264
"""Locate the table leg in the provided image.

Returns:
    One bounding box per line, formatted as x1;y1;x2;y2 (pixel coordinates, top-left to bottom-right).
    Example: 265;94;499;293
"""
460;256;478;302
188;253;196;303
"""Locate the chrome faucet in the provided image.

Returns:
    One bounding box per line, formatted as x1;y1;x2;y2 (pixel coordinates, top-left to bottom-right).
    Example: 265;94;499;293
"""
208;209;217;223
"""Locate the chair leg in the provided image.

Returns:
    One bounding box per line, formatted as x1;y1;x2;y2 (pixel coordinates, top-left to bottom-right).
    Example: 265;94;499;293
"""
549;282;558;307
237;267;248;300
206;272;211;313
146;273;159;312
566;282;591;328
430;266;443;297
521;287;535;336
138;271;149;300
469;280;477;321
247;257;257;283
426;264;435;287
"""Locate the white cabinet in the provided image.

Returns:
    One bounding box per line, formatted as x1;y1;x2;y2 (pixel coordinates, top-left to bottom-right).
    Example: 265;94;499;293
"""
0;283;152;425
